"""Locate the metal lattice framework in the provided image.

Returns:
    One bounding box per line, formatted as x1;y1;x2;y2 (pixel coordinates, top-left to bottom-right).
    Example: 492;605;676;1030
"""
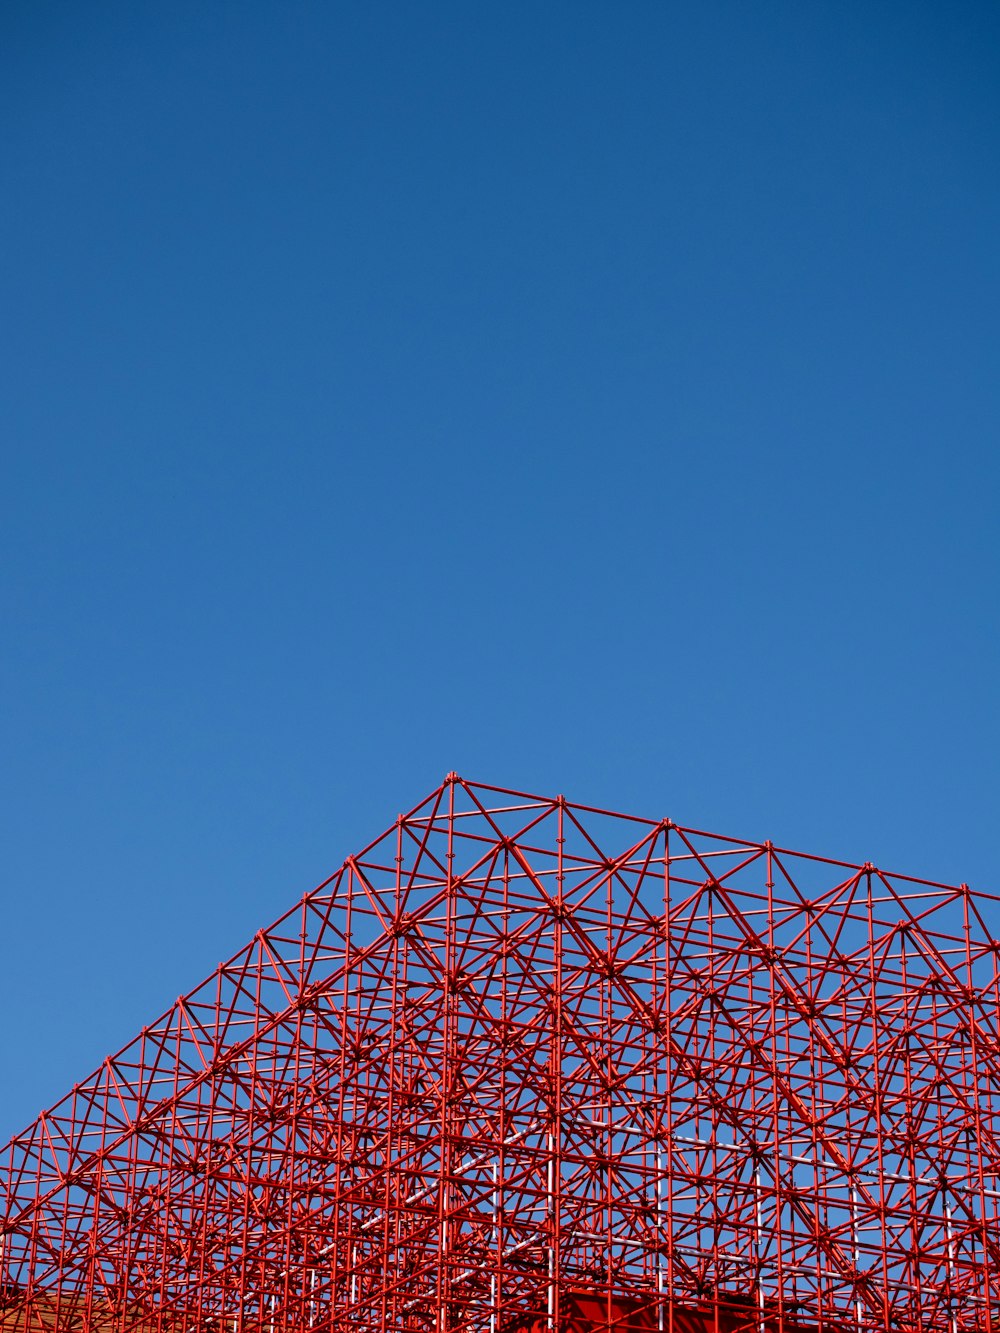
2;775;1000;1333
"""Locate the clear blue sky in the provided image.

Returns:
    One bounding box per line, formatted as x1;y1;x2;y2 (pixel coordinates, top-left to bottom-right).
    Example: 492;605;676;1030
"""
1;1;998;1142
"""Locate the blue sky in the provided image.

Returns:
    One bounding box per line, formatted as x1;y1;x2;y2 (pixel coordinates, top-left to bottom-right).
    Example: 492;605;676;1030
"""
1;1;998;1141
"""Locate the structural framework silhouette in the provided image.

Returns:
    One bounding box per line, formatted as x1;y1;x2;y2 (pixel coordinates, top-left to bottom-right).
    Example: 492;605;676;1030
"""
2;776;999;1333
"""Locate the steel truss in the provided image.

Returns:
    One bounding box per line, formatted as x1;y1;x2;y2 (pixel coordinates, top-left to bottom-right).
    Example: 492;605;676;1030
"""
2;776;1000;1333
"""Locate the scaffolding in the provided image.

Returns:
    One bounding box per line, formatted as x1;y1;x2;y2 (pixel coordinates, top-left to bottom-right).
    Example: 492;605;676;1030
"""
2;775;999;1333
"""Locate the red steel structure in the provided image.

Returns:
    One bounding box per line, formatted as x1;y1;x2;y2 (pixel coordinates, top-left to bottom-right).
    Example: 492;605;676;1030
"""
2;775;1000;1333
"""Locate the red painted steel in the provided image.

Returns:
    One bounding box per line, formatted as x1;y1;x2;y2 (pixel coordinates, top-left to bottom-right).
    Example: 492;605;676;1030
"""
2;776;999;1333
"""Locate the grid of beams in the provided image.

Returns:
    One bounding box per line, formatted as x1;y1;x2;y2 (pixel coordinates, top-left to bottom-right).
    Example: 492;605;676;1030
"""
2;776;999;1333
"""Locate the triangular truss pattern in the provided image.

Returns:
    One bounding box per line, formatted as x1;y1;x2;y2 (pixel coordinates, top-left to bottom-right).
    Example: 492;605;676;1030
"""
2;776;999;1333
